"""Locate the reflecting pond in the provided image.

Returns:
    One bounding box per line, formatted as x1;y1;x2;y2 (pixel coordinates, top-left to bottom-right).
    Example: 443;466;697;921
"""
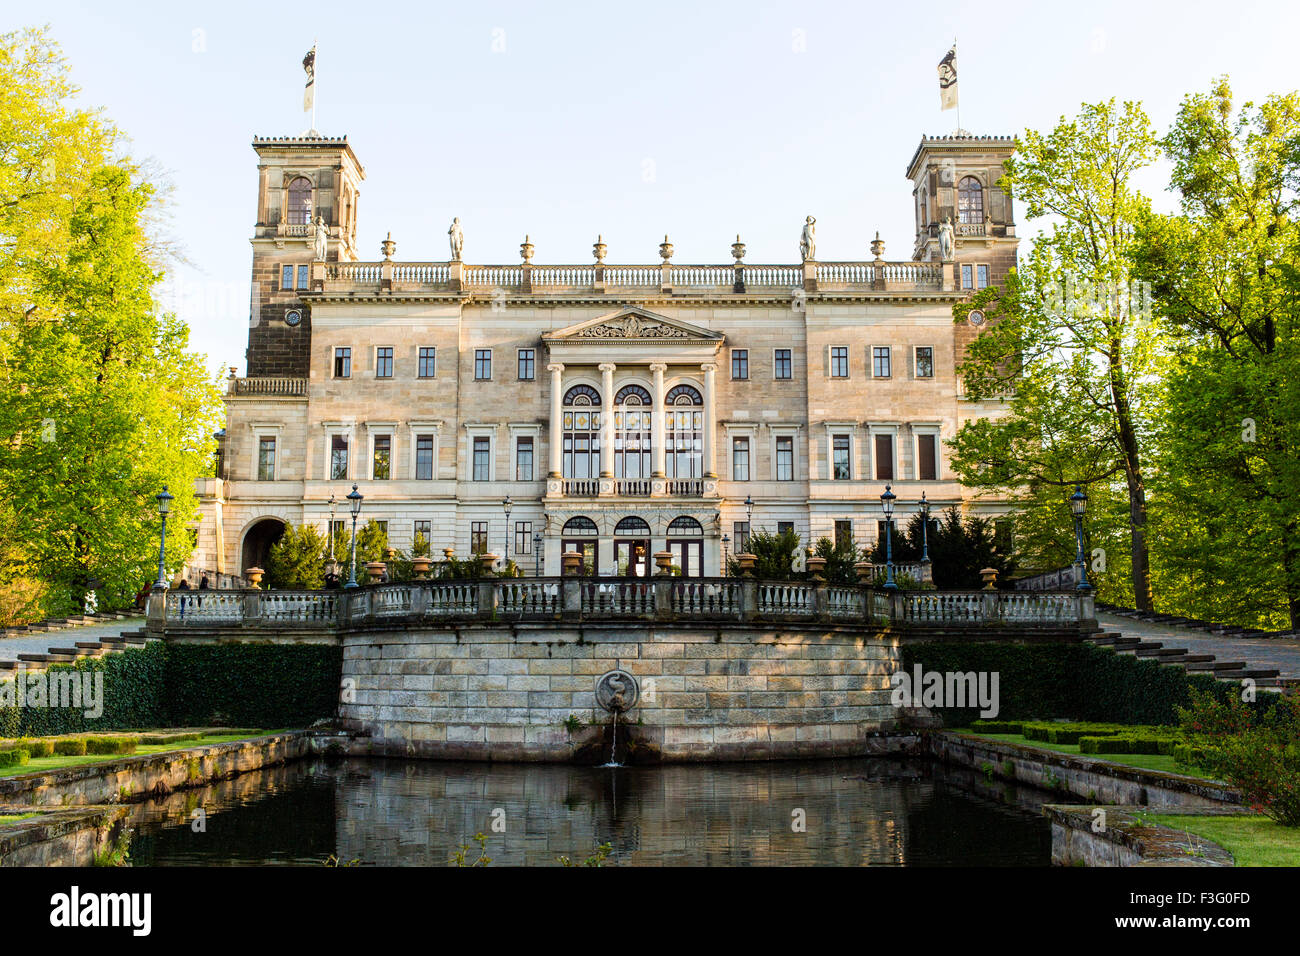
126;757;1058;866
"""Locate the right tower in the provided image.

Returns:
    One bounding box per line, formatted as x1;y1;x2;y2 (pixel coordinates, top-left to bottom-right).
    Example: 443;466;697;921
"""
905;133;1018;285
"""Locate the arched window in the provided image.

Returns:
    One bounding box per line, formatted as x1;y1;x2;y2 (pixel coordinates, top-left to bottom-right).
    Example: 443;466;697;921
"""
665;385;703;479
562;516;598;536
667;516;703;535
614;516;650;536
614;384;652;480
287;176;313;226
958;176;984;225
562;385;601;480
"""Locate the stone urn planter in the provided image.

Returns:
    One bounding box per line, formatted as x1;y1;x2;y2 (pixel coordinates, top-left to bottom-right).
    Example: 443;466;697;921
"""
561;550;583;576
365;561;387;583
980;567;999;590
854;560;875;584
244;567;264;590
479;552;499;574
653;551;674;577
411;556;432;579
805;555;827;582
736;553;757;577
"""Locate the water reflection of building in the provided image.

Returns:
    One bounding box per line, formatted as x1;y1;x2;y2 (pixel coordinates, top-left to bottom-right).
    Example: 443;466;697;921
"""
193;130;1019;577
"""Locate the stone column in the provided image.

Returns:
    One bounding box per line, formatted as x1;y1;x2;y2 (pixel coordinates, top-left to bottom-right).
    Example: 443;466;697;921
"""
547;363;564;478
701;362;718;479
599;363;616;478
650;362;667;478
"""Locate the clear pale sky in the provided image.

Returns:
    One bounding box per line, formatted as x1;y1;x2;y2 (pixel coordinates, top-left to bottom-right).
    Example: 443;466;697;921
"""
7;0;1299;375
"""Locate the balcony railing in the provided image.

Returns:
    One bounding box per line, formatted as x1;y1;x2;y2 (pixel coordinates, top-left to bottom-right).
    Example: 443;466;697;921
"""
228;377;308;396
311;258;948;297
154;578;1096;633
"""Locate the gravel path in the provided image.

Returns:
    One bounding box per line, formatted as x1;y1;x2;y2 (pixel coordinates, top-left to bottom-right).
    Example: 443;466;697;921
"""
0;617;145;661
1097;612;1300;679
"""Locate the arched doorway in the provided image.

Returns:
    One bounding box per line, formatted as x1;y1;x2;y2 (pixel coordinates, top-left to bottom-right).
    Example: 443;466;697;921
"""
241;518;286;574
666;515;704;577
614;516;651;577
561;515;598;575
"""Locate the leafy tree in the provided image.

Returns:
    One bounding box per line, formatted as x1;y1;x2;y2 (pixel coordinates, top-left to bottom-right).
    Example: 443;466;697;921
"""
812;535;860;585
873;508;1017;589
353;520;390;582
950;99;1164;610
265;525;326;590
0;29;220;616
1133;80;1300;630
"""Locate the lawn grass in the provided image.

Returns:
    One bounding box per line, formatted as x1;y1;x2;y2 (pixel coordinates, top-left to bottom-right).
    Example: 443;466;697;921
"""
0;813;39;824
956;730;1219;781
1142;813;1300;867
0;730;279;778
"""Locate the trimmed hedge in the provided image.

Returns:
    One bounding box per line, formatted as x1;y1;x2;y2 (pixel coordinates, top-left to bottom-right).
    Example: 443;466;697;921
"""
139;732;201;746
84;736;138;755
902;642;1276;727
52;738;86;756
17;738;53;758
0;641;341;738
968;720;1024;735
0;747;29;768
1078;736;1177;755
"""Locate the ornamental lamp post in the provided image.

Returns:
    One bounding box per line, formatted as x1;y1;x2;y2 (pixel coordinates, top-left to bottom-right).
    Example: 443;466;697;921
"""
721;534;730;576
744;494;754;550
881;484;897;590
918;491;931;561
345;484;363;589
154;486;173;590
1069;485;1090;590
502;495;513;570
533;531;542;577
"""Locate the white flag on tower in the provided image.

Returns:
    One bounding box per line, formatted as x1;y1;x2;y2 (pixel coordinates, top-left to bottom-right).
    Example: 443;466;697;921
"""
302;45;317;113
938;44;958;112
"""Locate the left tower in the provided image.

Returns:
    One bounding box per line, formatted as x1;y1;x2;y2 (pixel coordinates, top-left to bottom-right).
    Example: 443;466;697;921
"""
246;135;365;376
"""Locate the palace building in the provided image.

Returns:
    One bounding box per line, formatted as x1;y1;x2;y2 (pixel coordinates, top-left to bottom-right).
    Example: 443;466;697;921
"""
191;130;1018;580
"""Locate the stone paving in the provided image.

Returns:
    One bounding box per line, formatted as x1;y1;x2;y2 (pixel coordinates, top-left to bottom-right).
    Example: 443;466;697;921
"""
1097;612;1300;681
0;617;145;662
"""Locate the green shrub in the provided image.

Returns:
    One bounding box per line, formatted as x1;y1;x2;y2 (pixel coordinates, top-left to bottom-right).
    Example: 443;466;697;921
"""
140;732;202;746
164;644;341;727
84;736;138;755
52;738;86;756
968;720;1023;734
0;747;30;768
16;738;53;758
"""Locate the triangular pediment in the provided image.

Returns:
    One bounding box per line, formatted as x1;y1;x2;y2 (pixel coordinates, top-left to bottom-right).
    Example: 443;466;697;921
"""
544;307;724;343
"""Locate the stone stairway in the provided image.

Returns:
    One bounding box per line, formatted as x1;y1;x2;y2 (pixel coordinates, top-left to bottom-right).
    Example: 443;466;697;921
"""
1084;627;1295;694
0;615;151;673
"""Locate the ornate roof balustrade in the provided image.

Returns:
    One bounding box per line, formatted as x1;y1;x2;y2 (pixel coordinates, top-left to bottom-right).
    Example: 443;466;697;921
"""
154;578;1094;633
312;259;952;299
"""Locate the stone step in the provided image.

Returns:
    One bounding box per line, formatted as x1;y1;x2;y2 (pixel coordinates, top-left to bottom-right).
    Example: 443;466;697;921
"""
1132;645;1171;658
1150;647;1189;658
1236;668;1281;679
1185;660;1246;673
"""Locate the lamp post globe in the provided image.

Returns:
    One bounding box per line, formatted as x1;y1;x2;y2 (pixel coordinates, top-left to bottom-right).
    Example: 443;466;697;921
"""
154;486;173;590
880;484;898;590
345;484;364;588
1070;485;1090;590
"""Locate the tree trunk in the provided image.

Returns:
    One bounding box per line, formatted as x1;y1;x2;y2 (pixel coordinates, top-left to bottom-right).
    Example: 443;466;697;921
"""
1109;342;1154;612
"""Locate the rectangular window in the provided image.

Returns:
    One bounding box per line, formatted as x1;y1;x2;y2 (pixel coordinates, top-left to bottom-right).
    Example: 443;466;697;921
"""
995;517;1014;552
334;347;351;378
330;435;349;480
776;435;794;481
413;520;431;544
834;519;852;550
472;437;491;481
375;347;393;378
257;437;276;480
418;346;436;378
372;435;391;480
296;265;309;290
732;437;750;481
874;434;894;481
733;521;751;552
470;521;488;555
917;433;938;481
517;349;535;381
516;436;534;481
877;520;891;544
777;521;794;536
830;346;849;378
832;434;851;480
774;348;792;380
474;349;492;380
281;265;293;291
915;346;934;379
330;519;346;544
731;349;749;380
873;347;892;378
961;264;973;290
977;264;990;289
415;435;434;480
515;521;532;555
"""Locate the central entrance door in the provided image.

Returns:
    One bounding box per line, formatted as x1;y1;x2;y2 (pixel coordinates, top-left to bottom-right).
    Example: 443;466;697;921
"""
613;516;651;577
666;515;704;577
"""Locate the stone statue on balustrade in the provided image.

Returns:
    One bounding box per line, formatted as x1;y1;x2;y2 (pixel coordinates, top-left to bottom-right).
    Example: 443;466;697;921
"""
313;215;329;261
938;217;955;260
448;217;464;261
799;215;816;261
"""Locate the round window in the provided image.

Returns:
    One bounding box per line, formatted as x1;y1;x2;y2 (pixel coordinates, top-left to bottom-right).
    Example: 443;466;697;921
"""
968;309;986;327
285;308;303;327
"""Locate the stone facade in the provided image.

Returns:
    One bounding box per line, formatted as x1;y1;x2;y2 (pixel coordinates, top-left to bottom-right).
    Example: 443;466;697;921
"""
339;622;902;761
191;131;1018;580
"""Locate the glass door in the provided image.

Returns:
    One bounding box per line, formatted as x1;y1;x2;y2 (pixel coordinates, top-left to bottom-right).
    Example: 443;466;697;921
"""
668;539;703;577
614;539;650;577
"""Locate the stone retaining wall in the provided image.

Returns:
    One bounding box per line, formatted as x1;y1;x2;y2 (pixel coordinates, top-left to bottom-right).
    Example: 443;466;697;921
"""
339;622;904;761
1046;806;1236;867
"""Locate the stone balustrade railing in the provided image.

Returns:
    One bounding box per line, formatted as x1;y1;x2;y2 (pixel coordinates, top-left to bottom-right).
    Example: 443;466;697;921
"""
1014;566;1082;591
152;578;1095;633
311;259;949;297
228;377;308;397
